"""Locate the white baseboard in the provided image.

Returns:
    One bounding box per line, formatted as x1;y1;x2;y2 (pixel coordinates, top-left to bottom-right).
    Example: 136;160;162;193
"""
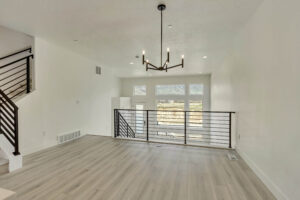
236;147;289;200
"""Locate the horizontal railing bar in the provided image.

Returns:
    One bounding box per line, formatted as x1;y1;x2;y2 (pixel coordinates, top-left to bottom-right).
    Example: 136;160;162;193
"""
121;119;230;126
0;62;26;76
148;136;229;143
0;68;26;82
120;128;135;138
136;124;229;130
129;129;229;137
119;115;230;121
2;132;15;146
148;127;229;133
0;47;31;60
148;132;229;139
116;109;235;114
0;55;33;69
0;97;15;112
0;110;15;126
129;120;229;126
120;112;228;116
1;115;15;132
6;84;26;97
10;88;27;100
119;113;231;117
0;90;17;110
0;104;14;119
1;124;15;139
0;73;26;89
3;78;26;92
147;136;229;145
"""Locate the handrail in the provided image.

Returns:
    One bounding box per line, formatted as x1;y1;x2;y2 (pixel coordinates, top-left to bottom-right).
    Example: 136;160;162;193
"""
0;55;34;69
0;47;32;61
115;108;235;113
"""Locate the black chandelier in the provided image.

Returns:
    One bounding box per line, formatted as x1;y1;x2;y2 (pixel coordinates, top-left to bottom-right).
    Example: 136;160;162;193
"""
142;4;184;72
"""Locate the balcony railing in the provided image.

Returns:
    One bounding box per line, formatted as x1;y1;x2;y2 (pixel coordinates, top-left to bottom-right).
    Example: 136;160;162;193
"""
114;109;235;149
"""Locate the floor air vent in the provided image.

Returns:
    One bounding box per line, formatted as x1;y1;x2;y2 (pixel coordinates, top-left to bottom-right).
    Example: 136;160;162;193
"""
227;153;238;161
57;130;81;144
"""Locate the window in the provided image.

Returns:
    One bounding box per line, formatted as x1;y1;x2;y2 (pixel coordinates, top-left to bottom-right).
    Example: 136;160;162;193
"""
189;84;203;95
189;100;203;126
133;85;146;96
156;100;184;125
156;84;185;95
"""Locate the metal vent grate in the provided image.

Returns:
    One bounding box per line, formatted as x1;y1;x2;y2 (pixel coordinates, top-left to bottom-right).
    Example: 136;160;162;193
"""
227;153;238;161
57;130;81;144
96;66;101;75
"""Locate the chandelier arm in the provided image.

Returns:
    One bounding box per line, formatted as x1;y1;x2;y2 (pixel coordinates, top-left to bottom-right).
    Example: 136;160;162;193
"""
147;62;159;69
167;64;183;69
148;67;161;71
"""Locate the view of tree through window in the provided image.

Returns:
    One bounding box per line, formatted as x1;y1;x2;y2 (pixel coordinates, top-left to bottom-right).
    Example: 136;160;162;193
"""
156;100;184;125
133;85;146;96
189;84;203;95
156;85;185;95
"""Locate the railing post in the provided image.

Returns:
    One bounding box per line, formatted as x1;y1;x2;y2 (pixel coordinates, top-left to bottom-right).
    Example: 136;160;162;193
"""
26;57;30;94
229;112;232;148
184;111;187;145
127;124;129;137
114;109;116;138
0;97;2;135
146;110;149;141
13;107;20;155
117;112;120;137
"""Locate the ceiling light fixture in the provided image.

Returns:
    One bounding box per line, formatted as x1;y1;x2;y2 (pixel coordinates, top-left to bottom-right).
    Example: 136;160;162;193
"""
203;56;208;59
130;62;134;65
142;4;184;72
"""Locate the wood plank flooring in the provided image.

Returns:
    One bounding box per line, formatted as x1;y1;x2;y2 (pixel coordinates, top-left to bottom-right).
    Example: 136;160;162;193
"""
0;136;275;200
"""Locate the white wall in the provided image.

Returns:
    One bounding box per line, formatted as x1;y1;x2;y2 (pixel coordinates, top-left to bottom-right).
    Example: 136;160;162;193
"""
0;25;33;56
15;38;120;155
211;0;300;199
121;75;211;110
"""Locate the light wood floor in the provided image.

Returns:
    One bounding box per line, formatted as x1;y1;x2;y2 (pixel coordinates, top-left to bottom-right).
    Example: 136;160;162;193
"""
0;136;275;200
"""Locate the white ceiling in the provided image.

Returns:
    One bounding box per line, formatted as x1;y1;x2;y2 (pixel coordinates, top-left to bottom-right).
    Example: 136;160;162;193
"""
0;0;262;77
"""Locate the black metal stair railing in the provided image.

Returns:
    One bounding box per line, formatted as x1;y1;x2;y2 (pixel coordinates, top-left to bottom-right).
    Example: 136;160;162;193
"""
114;109;235;149
0;47;33;99
0;47;34;155
0;89;19;155
115;110;135;138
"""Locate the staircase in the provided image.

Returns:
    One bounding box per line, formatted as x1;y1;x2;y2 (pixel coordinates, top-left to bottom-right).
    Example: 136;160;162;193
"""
114;110;135;138
0;47;34;173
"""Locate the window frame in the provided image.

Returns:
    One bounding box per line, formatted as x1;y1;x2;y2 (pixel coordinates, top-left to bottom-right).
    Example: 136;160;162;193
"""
155;84;186;96
133;85;147;96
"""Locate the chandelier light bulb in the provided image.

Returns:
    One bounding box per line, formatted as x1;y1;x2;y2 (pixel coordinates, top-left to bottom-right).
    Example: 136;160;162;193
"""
146;60;149;63
182;55;184;59
142;50;145;55
167;48;170;52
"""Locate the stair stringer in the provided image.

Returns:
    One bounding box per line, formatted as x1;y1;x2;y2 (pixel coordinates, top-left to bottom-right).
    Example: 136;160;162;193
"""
0;134;22;172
